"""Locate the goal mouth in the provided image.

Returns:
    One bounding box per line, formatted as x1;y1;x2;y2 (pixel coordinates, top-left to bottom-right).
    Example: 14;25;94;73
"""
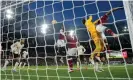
1;1;133;80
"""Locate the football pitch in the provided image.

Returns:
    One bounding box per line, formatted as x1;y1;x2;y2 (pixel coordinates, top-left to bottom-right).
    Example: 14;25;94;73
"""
1;65;133;80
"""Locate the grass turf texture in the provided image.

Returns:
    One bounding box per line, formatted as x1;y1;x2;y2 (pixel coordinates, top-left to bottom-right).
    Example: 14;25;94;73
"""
1;65;133;80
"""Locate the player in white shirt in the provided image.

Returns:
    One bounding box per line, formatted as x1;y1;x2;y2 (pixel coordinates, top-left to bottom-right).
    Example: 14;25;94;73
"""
11;39;25;72
2;39;25;71
12;39;25;72
76;43;86;70
19;50;28;68
3;39;25;72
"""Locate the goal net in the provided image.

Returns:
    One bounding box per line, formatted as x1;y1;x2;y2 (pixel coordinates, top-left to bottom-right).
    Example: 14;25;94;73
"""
1;0;133;80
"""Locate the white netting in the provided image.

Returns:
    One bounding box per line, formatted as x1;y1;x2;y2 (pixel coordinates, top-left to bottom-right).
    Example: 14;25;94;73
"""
1;0;133;80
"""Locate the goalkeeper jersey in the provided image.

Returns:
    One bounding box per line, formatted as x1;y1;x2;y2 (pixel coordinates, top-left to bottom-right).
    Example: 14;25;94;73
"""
85;16;102;41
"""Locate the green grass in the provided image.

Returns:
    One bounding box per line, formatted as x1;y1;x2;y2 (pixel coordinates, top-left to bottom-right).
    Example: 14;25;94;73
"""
1;65;133;80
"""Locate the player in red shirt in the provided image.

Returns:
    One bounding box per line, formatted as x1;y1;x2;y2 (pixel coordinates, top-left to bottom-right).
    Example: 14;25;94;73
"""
95;7;124;53
66;31;78;72
93;7;124;71
52;20;66;64
56;26;66;64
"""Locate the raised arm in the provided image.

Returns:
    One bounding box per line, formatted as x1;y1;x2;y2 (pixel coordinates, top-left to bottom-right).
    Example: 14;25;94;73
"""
82;16;93;27
94;7;124;24
106;7;124;16
60;29;65;35
94;18;100;24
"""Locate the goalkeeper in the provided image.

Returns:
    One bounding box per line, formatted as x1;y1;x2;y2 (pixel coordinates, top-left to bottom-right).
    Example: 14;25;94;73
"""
82;16;104;72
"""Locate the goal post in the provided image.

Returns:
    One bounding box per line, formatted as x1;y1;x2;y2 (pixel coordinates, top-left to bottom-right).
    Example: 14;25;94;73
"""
123;1;133;51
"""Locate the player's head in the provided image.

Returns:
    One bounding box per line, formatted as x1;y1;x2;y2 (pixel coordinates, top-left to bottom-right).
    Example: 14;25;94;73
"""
82;16;92;25
20;39;25;44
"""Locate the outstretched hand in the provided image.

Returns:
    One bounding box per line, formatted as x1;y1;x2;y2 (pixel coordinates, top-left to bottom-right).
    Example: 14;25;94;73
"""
112;7;124;11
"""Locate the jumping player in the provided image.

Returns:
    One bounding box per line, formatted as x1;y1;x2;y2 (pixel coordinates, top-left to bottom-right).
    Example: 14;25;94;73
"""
66;31;78;72
52;20;66;64
82;7;123;72
82;16;106;72
95;7;124;69
56;26;66;64
95;7;124;53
